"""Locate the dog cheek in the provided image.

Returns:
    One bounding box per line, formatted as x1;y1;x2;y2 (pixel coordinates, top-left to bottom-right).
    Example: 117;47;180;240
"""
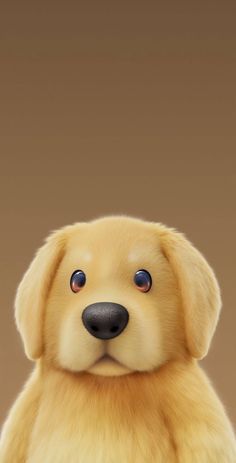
138;318;168;370
56;313;103;372
112;311;167;371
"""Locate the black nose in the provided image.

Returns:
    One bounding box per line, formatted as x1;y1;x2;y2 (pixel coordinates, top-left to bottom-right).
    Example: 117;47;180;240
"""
82;302;129;340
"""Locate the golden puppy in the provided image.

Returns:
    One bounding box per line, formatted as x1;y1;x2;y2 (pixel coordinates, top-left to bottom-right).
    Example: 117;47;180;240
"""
0;215;236;463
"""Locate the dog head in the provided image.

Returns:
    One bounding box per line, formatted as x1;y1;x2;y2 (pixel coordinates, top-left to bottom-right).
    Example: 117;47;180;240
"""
15;216;221;377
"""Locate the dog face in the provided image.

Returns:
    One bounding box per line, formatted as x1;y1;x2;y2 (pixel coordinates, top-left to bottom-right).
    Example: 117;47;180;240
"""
15;216;222;377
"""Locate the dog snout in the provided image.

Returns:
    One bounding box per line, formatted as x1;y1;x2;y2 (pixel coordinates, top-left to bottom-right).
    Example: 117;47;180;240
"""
82;302;129;340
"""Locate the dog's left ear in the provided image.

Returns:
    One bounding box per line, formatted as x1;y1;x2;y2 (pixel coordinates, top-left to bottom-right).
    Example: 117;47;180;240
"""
15;229;67;361
158;226;222;359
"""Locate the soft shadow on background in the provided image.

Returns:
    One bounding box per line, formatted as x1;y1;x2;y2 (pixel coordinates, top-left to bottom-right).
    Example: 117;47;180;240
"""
0;1;235;427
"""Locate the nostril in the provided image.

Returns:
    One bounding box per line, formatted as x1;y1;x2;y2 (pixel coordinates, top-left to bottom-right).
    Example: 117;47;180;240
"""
110;325;119;333
91;325;99;332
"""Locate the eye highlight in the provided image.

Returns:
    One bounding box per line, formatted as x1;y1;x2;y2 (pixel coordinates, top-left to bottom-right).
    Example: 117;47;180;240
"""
70;270;86;293
134;269;152;293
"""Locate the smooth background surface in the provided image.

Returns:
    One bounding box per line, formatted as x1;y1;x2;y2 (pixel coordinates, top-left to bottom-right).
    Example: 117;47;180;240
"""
0;1;235;428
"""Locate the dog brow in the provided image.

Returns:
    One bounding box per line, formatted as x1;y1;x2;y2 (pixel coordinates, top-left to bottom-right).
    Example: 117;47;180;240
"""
128;243;155;263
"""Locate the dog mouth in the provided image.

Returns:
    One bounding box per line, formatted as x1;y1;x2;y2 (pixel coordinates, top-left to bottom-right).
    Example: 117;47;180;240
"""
93;353;123;367
87;353;133;375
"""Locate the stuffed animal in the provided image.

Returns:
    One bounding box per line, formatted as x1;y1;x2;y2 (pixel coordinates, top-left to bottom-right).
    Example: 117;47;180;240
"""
1;215;236;462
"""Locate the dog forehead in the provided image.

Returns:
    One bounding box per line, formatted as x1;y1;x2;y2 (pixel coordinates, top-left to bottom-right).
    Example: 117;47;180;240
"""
65;218;162;262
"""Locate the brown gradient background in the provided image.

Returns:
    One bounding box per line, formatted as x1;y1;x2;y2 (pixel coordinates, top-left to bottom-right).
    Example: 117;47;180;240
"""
0;1;236;429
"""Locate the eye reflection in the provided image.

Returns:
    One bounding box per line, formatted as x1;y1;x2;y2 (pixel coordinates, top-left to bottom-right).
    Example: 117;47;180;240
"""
134;269;152;293
70;270;86;293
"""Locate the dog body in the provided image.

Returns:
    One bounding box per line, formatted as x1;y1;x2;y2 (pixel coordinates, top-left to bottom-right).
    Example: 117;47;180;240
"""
1;216;236;462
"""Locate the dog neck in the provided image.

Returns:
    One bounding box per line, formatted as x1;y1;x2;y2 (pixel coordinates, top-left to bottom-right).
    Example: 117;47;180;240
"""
37;357;195;414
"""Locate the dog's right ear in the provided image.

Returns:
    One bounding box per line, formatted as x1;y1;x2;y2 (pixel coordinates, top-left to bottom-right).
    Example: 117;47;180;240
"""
15;229;67;361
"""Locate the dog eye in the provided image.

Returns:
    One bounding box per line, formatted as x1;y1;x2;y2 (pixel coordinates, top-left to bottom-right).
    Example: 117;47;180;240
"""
134;269;152;293
70;270;86;293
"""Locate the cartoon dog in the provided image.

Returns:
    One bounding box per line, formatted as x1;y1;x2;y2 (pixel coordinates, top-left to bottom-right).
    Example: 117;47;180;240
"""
1;215;236;462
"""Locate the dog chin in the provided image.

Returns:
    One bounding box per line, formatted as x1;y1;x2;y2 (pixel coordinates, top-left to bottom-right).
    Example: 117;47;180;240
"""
87;354;133;377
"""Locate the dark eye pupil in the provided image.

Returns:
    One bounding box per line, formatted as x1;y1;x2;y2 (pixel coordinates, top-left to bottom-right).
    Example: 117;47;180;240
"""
70;270;86;293
134;269;152;292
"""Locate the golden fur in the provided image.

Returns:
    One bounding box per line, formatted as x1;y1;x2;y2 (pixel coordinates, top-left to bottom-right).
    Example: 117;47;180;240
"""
0;215;236;462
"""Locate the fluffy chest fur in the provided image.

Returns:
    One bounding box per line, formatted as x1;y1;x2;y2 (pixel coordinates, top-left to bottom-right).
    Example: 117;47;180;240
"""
26;367;177;463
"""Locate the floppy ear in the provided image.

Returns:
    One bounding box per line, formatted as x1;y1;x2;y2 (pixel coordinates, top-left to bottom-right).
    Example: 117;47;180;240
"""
15;229;66;361
159;226;222;359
